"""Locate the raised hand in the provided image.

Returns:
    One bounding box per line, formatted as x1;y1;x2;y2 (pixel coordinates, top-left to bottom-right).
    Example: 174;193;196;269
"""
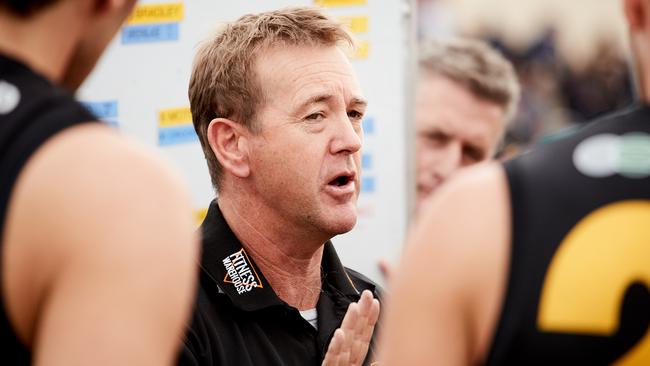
322;290;380;366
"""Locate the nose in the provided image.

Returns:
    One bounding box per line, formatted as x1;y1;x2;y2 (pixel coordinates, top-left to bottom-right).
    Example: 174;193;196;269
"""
330;113;362;155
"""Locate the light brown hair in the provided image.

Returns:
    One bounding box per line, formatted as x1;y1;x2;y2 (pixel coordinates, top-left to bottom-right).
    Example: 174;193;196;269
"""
189;6;353;190
419;38;521;122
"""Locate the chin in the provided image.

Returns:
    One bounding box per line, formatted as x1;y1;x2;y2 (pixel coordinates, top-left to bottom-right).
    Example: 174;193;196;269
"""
325;208;358;235
331;220;357;235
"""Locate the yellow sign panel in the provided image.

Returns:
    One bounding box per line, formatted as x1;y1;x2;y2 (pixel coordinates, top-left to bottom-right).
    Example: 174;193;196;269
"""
127;2;184;25
194;208;208;226
159;107;192;127
338;16;369;34
345;40;369;60
314;0;367;7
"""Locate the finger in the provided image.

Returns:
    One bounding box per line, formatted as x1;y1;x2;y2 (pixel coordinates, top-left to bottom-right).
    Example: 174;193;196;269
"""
361;299;380;344
338;303;361;363
356;290;373;320
340;302;360;332
351;297;380;364
337;335;351;366
349;291;376;362
377;258;393;280
348;295;369;363
367;298;380;327
335;329;352;366
354;292;374;341
322;329;344;366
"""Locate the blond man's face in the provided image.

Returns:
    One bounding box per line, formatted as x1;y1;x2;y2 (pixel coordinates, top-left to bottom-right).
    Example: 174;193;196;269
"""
415;73;506;213
247;44;366;237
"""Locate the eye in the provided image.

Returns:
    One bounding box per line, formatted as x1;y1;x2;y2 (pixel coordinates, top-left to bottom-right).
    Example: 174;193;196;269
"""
348;110;364;121
429;132;444;140
305;112;325;122
463;146;484;163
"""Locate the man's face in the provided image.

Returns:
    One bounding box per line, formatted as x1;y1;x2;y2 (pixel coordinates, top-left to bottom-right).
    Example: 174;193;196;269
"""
247;44;366;239
415;73;506;212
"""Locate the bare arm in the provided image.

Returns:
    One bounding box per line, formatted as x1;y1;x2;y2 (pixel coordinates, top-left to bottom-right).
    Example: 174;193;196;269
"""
3;124;199;365
379;163;511;365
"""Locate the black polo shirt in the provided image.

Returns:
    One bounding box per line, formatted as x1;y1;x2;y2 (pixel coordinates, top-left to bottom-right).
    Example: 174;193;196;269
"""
178;200;382;366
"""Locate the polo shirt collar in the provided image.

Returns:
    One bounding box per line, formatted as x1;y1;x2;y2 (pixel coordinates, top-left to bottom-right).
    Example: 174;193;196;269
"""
199;199;363;312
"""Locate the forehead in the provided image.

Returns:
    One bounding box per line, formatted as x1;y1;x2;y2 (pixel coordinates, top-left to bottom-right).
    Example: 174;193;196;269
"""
415;74;506;147
254;44;362;106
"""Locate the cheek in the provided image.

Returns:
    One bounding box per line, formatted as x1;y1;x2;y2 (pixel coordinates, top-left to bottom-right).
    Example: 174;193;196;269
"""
415;137;431;160
417;145;441;167
486;117;506;146
249;141;288;178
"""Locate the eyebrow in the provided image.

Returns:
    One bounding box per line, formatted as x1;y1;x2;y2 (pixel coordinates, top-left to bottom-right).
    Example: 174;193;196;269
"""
297;93;368;111
350;97;368;109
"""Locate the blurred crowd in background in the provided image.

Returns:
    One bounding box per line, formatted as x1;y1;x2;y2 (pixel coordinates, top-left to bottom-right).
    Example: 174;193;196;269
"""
417;0;634;158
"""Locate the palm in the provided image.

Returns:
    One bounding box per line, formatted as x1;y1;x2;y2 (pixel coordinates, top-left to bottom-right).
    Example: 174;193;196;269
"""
322;290;380;366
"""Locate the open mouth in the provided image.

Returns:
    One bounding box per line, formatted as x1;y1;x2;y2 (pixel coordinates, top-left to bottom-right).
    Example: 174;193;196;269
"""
329;174;353;187
325;172;356;198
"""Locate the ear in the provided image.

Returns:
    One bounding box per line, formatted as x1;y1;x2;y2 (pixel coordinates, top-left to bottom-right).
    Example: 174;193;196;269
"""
207;118;251;178
625;0;645;31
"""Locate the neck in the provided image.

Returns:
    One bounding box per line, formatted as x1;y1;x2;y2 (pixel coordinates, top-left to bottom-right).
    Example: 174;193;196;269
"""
629;32;650;105
0;4;83;85
639;68;650;105
218;192;326;310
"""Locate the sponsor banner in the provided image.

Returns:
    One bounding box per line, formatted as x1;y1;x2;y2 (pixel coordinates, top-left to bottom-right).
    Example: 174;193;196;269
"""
363;116;375;134
158;106;197;146
362;153;372;170
158;125;197;146
194;208;208;225
159;106;192;127
361;176;375;193
127;2;184;25
343;40;370;60
122;22;179;44
338;15;369;34
81;100;119;127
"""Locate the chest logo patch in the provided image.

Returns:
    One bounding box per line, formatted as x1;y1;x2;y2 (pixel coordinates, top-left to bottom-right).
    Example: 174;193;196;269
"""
573;133;650;179
0;80;20;115
222;248;263;294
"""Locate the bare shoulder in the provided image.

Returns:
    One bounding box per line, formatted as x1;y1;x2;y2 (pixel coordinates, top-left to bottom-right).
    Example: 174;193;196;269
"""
10;122;196;249
411;161;510;266
415;162;511;353
4;123;199;353
380;162;511;365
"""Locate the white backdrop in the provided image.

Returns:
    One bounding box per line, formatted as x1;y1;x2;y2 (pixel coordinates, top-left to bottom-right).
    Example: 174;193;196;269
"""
78;0;414;283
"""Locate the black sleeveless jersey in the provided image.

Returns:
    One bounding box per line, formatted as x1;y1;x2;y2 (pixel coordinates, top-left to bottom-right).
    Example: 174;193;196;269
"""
486;104;650;365
0;54;96;363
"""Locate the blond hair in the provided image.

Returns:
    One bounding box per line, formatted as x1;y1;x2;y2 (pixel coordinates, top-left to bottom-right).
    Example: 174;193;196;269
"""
189;6;353;189
419;38;521;122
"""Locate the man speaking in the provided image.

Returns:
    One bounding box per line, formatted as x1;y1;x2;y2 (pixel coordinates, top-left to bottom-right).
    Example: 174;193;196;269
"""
179;6;381;366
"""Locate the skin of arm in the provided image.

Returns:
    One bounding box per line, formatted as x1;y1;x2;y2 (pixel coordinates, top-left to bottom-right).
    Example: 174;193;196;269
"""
2;124;200;365
378;162;511;365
